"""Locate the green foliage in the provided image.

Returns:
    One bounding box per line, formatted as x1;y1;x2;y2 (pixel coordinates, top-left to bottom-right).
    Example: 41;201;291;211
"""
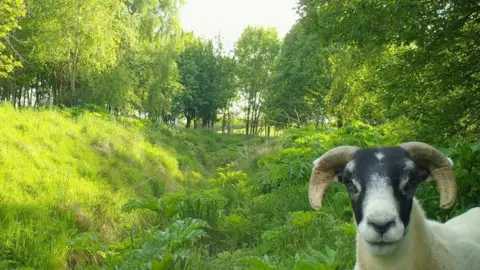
191;123;477;270
161;191;227;227
209;164;248;188
236;248;339;270
145;125;252;176
67;233;107;268
176;33;236;128
0;105;225;268
254;122;405;193
235;26;281;135
449;142;480;210
265;0;480;139
416;141;480;222
111;218;210;270
108;124;379;270
0;0;25;77
0;0;182;115
266;22;328;129
122;199;162;215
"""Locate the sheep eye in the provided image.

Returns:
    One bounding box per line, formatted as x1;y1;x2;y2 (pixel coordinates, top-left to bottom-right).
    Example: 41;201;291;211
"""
345;180;359;194
401;178;418;197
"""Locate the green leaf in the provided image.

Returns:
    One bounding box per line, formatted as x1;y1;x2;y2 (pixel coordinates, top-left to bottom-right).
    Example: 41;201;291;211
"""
152;253;174;270
121;199;160;213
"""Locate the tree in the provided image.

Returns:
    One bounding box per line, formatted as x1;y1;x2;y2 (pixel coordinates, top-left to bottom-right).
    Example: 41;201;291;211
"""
0;0;184;115
273;0;479;139
25;0;123;106
176;33;236;129
266;23;330;129
0;0;25;77
234;26;280;135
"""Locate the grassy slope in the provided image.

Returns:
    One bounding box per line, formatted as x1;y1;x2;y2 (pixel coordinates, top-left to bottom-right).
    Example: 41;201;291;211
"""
0;104;255;269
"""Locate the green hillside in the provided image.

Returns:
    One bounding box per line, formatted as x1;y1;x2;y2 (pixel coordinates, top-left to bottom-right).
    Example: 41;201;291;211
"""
0;105;258;269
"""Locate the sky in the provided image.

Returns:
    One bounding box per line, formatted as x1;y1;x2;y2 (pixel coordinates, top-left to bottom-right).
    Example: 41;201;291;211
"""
180;0;300;54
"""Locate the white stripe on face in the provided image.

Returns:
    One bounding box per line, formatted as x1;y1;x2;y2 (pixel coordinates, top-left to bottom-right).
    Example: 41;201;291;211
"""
400;160;415;190
375;152;385;161
346;160;356;173
357;173;405;255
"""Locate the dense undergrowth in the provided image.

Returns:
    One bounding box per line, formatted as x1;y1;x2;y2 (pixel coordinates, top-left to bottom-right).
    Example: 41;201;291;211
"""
0;104;257;269
0;105;479;269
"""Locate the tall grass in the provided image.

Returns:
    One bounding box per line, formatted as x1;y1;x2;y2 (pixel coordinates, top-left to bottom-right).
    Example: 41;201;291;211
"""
0;104;246;268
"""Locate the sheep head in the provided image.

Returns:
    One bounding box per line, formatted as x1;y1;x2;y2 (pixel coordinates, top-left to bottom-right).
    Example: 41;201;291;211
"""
308;142;456;256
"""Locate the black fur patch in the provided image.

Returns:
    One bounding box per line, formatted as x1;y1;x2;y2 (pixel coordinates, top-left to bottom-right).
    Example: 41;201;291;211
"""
336;147;430;227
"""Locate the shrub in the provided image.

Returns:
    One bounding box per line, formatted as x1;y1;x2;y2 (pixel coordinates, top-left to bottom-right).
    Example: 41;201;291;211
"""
109;218;210;269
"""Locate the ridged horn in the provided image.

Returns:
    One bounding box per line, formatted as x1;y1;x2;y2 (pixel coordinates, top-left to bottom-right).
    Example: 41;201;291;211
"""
400;141;456;209
309;146;360;210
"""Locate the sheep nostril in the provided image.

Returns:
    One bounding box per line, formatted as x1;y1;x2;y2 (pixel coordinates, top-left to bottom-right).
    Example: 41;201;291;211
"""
368;220;395;235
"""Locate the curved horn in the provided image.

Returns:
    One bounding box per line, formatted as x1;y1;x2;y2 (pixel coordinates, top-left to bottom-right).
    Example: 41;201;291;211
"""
400;141;456;209
309;146;360;210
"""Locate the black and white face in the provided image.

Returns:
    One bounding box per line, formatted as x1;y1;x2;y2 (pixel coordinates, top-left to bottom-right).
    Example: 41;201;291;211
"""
336;147;430;256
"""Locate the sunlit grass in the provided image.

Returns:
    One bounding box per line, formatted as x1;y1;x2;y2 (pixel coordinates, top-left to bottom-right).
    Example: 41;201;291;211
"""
0;104;263;268
0;104;185;268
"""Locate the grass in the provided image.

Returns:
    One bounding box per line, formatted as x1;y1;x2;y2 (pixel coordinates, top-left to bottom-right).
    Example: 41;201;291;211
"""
0;104;259;269
0;104;176;268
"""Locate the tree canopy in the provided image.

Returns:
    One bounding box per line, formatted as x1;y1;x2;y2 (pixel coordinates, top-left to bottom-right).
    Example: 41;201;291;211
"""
0;0;478;140
176;33;236;128
269;0;480;140
235;26;280;135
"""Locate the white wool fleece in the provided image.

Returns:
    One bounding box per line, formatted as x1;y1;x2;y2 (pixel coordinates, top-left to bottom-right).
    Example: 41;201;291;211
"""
354;198;480;270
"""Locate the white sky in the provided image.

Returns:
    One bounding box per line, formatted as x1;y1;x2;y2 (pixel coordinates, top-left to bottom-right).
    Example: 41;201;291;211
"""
180;0;300;54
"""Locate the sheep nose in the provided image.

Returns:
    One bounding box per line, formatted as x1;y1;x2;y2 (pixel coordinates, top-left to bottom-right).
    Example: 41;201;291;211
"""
368;220;395;235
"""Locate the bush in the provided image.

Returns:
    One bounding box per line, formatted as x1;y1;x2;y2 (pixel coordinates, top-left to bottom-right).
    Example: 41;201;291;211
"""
108;218;210;269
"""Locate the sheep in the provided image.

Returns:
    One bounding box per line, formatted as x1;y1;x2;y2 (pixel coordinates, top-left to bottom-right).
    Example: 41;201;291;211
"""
308;141;480;270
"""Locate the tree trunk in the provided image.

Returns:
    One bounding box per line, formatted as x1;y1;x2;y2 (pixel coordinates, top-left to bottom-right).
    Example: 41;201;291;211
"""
249;93;255;135
22;85;26;107
246;102;251;135
27;85;32;107
221;112;226;134
16;86;22;108
24;85;28;107
186;116;192;128
252;105;260;135
211;113;216;130
36;79;41;108
337;116;343;128
70;49;78;107
70;0;82;107
48;86;54;110
202;117;208;129
51;70;58;108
